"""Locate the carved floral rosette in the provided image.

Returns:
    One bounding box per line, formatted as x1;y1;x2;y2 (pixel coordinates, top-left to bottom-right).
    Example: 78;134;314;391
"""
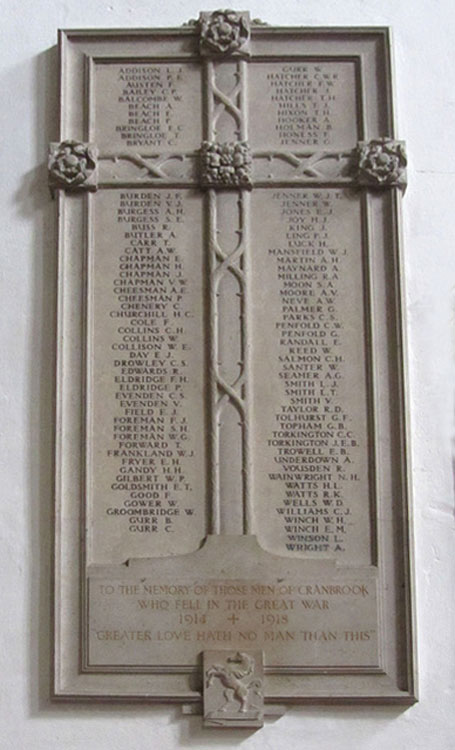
200;141;252;189
357;138;407;189
48;140;98;192
199;9;250;57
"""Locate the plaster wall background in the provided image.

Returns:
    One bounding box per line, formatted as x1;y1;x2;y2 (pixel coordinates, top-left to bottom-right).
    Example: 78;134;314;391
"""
0;0;454;747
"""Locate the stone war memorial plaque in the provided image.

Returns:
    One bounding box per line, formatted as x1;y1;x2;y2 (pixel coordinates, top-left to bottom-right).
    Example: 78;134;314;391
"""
51;10;416;726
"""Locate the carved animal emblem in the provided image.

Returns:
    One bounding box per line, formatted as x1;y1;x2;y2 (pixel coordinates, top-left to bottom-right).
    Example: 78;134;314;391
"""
205;651;263;715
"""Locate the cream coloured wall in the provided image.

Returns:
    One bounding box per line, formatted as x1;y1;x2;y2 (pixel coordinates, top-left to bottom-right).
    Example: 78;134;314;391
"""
1;0;454;747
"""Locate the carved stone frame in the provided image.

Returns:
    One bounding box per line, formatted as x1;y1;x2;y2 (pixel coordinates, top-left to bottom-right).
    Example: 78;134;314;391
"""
52;19;416;717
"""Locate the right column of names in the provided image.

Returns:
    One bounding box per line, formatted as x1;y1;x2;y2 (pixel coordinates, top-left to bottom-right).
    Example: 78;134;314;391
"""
251;188;372;565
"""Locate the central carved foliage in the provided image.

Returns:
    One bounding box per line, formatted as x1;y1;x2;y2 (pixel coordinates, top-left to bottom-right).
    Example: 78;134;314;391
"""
200;141;252;188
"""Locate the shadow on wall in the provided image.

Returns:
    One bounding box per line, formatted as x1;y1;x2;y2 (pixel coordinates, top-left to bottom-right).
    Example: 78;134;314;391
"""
22;43;59;719
21;42;174;726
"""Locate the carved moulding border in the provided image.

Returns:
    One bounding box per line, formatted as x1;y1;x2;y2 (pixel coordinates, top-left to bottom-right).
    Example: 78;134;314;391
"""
205;57;248;141
207;188;252;534
49;140;98;194
97;150;198;186
78;143;408;189
252;148;354;184
52;23;416;713
91;146;353;189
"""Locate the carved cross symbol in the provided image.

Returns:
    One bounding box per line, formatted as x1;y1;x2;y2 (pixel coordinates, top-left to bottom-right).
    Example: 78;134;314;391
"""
49;11;407;539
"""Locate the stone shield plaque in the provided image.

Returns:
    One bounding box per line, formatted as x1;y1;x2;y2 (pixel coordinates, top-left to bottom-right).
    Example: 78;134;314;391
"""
51;11;416;725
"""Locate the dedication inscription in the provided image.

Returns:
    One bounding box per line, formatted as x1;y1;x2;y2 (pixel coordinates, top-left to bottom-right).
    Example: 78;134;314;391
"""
52;12;416;726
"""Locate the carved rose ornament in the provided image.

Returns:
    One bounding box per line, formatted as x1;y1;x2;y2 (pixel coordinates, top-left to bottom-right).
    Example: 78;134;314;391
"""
199;10;250;56
357;138;407;189
48;140;98;191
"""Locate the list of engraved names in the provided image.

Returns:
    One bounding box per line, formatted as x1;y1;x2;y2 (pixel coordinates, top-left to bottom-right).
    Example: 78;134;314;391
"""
251;189;372;564
249;61;358;149
95;63;202;150
90;190;206;563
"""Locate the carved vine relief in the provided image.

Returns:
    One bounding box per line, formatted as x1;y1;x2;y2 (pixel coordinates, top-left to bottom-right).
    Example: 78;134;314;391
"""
200;141;252;188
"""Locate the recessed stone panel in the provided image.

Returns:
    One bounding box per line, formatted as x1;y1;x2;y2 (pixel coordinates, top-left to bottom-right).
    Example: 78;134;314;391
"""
248;60;360;150
94;62;203;151
250;187;372;565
